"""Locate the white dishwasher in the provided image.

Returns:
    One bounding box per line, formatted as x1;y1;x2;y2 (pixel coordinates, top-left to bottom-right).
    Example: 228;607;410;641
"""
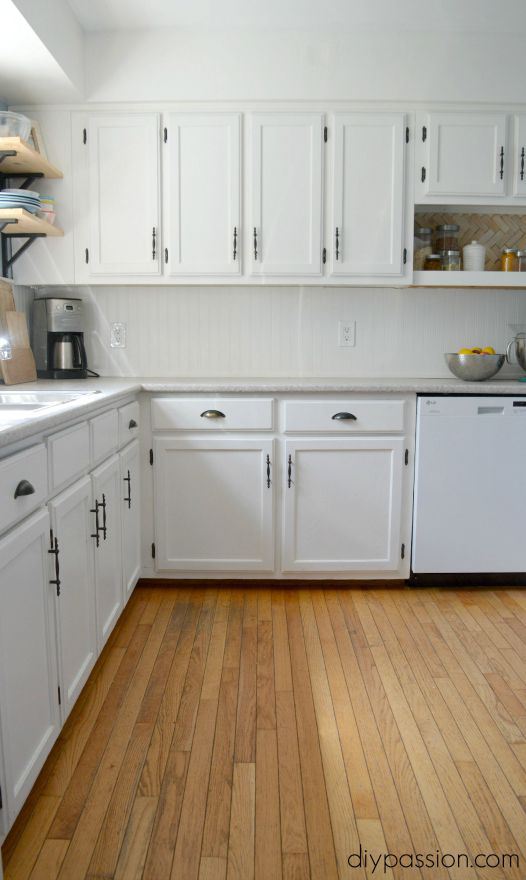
412;395;526;573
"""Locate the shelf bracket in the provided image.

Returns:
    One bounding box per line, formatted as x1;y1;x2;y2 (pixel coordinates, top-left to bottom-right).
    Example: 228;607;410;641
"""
0;150;17;166
1;222;46;276
0;169;45;191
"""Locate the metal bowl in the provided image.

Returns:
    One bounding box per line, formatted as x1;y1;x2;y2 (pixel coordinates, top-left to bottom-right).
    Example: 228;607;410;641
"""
444;353;505;381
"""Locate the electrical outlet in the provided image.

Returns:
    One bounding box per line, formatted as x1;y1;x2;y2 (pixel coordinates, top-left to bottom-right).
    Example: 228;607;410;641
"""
338;320;356;348
110;322;126;348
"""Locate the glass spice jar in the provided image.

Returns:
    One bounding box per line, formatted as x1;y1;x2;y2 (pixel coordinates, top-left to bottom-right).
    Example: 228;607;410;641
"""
413;226;433;270
434;224;460;253
501;247;519;272
518;249;526;272
441;250;461;271
424;253;442;271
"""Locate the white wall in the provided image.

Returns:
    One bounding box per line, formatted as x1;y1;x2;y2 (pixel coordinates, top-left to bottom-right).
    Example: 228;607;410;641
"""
68;285;526;379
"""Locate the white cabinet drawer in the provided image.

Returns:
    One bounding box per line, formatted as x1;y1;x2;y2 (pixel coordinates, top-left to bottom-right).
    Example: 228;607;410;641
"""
151;398;274;431
0;444;47;533
48;422;90;492
90;409;118;465
283;400;406;433
118;401;140;446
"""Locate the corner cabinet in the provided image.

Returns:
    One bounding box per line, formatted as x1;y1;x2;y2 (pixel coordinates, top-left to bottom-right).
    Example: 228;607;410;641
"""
249;112;324;276
330;112;406;277
73;112;161;279
163;113;241;276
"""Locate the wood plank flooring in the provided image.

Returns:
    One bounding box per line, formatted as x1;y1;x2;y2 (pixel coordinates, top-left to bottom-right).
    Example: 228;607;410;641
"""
3;585;526;879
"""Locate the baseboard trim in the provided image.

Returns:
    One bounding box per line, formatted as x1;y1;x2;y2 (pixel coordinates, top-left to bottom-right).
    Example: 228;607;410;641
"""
137;577;408;589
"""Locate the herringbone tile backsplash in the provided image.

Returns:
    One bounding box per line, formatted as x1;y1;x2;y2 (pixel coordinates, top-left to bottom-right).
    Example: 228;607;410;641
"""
415;212;526;269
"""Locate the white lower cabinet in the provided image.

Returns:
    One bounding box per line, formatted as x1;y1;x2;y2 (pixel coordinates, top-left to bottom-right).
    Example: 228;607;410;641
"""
49;477;97;721
91;454;123;648
0;509;60;823
282;437;405;572
120;440;141;601
154;437;274;570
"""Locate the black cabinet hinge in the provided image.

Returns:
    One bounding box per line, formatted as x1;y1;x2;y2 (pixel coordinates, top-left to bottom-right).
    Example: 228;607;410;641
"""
422;125;427;142
151;542;156;559
0;784;3;810
405;126;409;144
58;685;61;705
322;247;326;264
149;448;153;466
164;247;168;264
324;126;328;143
83;128;87;144
85;248;89;264
163;127;168;143
401;543;406;560
403;247;407;265
421;167;426;183
405;448;409;465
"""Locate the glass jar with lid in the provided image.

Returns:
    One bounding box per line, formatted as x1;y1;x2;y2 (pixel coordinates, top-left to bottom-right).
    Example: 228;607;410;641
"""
518;249;526;272
424;253;442;271
442;250;461;271
501;247;518;272
434;224;460;253
413;226;433;270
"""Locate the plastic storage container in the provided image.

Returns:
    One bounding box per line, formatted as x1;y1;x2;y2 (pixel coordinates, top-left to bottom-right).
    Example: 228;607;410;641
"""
0;111;31;140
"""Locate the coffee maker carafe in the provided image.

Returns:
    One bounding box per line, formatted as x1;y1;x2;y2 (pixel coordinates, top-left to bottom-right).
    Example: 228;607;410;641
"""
32;297;89;379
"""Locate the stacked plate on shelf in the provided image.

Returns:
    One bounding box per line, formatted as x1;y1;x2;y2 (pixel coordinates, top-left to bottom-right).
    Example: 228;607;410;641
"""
0;188;41;214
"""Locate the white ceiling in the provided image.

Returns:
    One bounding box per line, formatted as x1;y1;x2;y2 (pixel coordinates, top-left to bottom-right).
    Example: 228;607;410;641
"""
65;0;526;33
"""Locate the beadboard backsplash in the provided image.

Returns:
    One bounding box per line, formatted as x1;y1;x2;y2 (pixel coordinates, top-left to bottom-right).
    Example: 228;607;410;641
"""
29;284;526;378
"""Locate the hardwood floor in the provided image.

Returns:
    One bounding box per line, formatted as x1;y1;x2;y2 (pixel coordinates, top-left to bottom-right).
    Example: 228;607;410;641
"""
3;585;526;879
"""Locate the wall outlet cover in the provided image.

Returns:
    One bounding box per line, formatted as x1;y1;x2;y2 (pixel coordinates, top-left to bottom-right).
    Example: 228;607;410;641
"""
110;322;126;348
338;320;356;347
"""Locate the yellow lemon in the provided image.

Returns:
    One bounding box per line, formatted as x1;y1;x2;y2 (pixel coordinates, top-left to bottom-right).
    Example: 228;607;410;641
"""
458;348;472;355
482;346;496;355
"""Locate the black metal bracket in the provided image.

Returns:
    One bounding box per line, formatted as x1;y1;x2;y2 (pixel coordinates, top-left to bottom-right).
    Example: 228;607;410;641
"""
0;150;16;166
1;220;46;277
0;170;44;190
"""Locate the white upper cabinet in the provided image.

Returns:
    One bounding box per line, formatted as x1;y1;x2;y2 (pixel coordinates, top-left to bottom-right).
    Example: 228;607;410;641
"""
249;112;324;276
164;113;241;276
416;112;507;199
330;113;406;277
512;114;526;197
74;113;161;277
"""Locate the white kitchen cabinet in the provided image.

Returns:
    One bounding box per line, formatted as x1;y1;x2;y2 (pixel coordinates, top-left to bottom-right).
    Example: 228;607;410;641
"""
512;114;526;197
74;113;161;277
0;509;60;823
120;440;141;601
330;112;406;276
49;477;97;721
153;437;274;570
417;112;507;199
249;113;324;276
91;454;123;648
164;113;241;276
282;437;405;572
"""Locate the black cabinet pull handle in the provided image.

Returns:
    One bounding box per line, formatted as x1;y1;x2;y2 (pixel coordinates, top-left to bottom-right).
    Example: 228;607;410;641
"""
14;479;35;499
123;470;131;509
90;500;101;547
101;493;107;540
48;535;61;596
253;227;258;261
521;147;525;181
152;226;157;260
287;454;293;488
129;419;138;429
335;227;340;261
233;226;238;260
200;409;225;419
499;146;504;180
266;454;271;489
332;412;357;421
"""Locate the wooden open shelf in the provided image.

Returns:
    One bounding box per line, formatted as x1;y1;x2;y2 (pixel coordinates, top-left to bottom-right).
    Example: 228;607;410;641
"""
0;137;62;179
0;209;63;236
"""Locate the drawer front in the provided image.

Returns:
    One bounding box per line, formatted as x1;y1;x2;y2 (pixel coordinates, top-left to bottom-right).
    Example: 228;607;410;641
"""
118;401;140;446
283;400;406;433
0;444;48;533
151;398;274;431
90;409;118;465
48;422;90;492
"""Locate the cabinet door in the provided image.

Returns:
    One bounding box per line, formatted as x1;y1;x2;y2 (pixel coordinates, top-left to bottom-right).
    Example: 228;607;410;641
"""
250;113;323;276
0;509;60;823
282;438;404;572
91;455;123;648
419;112;507;198
154;437;274;570
120;440;141;601
164;113;241;276
49;477;97;721
331;113;405;276
85;113;161;275
513;114;526;197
